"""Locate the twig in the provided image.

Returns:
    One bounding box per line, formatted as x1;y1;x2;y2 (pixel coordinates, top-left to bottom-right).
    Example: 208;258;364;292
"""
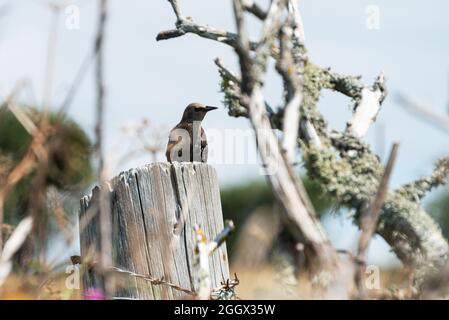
355;143;399;297
286;0;306;44
206;220;235;254
395;93;449;135
95;0;108;174
243;0;267;20
94;0;113;298
398;157;449;201
157;17;240;47
214;58;240;83
157;0;260;53
58;48;98;115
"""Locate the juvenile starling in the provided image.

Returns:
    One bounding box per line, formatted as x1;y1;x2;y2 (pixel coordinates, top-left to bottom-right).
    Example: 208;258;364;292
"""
166;103;217;163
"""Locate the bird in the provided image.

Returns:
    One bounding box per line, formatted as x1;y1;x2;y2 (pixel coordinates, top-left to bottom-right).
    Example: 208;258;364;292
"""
166;103;217;163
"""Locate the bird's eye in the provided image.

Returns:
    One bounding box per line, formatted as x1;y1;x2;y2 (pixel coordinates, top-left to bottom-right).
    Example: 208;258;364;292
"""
194;107;201;112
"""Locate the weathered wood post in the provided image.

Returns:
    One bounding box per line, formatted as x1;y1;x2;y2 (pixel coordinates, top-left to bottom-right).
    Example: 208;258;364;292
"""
79;162;230;299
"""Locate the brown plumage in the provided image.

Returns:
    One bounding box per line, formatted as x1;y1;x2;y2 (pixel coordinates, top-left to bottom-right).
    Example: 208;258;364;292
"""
166;103;217;163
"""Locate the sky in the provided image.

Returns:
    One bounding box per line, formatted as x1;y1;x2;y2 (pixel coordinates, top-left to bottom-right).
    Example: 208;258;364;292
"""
0;0;448;267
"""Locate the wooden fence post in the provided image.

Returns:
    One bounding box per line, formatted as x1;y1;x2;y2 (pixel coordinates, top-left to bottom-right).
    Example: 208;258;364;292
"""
79;162;230;299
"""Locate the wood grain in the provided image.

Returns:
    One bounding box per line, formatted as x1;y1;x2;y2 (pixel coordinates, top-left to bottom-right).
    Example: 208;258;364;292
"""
79;162;230;299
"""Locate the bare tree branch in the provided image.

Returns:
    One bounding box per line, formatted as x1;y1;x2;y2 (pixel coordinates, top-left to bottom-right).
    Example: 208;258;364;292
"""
347;73;387;138
399;157;449;201
277;0;306;161
243;0;267;19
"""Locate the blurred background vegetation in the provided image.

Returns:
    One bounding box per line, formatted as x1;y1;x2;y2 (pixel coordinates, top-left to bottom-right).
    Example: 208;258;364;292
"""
221;177;333;254
0;105;94;271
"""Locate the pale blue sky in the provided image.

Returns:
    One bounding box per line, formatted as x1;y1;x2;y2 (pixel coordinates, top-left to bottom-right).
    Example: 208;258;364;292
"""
0;0;448;266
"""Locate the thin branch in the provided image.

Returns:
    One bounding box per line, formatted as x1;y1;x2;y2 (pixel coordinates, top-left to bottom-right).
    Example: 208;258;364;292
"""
232;0;257;94
395;93;449;135
358;143;399;255
214;58;240;83
355;143;399;297
398;157;449;201
94;0;113;298
58;47;98;115
206;220;235;254
157;0;261;53
168;0;182;21
95;0;108;172
286;0;306;44
243;0;267;20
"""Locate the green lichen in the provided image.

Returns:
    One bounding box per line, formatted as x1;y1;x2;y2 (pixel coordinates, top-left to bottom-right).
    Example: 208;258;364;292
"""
215;53;449;284
299;62;383;208
301;143;381;208
298;61;449;284
218;70;246;117
300;61;332;142
397;158;449;202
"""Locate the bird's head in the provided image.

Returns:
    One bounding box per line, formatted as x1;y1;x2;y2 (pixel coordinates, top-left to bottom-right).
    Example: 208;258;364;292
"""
181;103;218;122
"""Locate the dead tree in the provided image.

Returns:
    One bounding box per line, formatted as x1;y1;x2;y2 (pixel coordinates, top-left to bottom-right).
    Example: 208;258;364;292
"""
157;0;449;290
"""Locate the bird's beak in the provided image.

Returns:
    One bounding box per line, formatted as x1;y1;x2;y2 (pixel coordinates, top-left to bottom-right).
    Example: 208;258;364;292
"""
205;106;218;112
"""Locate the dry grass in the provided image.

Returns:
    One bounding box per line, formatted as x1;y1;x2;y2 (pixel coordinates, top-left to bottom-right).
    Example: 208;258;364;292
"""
0;273;82;300
230;264;411;300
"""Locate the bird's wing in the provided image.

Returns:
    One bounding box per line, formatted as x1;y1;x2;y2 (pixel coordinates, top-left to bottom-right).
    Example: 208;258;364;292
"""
201;127;208;163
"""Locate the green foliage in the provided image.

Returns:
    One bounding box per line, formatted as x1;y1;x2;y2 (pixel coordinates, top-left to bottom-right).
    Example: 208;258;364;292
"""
0;107;30;160
0;105;94;223
45;114;94;190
